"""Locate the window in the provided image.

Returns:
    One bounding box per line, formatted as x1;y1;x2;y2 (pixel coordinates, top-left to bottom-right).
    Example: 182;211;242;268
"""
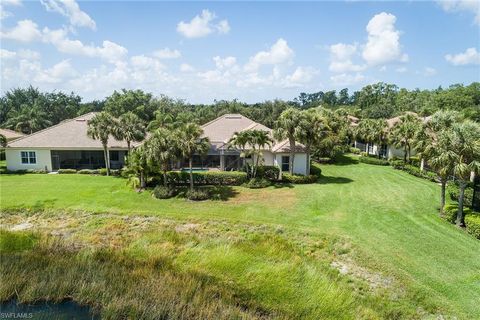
21;151;36;164
281;156;290;172
110;151;119;162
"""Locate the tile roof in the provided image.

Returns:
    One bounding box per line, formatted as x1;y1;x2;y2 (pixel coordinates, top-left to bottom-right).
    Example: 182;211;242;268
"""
0;128;25;141
7;112;133;149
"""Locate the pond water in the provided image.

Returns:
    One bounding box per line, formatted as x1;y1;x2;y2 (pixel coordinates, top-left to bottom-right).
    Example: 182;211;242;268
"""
0;299;99;319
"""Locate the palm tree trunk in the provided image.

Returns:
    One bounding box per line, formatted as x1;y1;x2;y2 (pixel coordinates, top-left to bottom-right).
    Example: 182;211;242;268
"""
407;145;411;163
440;179;446;214
366;143;369;155
189;157;194;191
456;181;467;227
163;169;168;187
289;137;295;175
103;144;110;176
140;171;146;189
403;145;407;163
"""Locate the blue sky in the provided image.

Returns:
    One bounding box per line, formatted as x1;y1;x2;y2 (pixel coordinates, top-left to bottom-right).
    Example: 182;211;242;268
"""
1;0;479;103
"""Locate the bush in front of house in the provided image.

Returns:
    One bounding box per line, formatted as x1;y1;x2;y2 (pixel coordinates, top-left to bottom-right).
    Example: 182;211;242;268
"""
349;147;361;154
166;171;248;186
97;168;121;176
58;169;77;174
316;157;332;164
185;188;211;201
153;185;177;199
282;173;318;184
358;156;389;166
465;214;480;239
245;177;271;189
256;166;280;181
442;203;473;224
309;165;322;177
393;164;437;182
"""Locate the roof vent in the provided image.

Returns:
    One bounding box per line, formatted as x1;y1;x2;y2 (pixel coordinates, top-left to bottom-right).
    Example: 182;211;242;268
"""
225;115;242;119
76;119;86;122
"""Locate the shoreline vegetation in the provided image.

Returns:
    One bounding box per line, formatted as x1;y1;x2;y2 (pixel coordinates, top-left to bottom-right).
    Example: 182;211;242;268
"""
1;160;479;319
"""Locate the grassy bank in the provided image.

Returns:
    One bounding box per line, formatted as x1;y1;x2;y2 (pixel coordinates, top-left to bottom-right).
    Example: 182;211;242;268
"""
1;158;479;318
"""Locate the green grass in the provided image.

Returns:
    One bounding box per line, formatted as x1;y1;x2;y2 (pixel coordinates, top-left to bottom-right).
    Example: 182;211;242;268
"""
1;158;479;319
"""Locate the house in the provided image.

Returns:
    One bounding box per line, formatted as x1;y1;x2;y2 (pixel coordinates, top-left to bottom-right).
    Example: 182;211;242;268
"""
353;112;429;159
6;112;310;175
6;113;131;172
189;113;309;175
0;128;26;143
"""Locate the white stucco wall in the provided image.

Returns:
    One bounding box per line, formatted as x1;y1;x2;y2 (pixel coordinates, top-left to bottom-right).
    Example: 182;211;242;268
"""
273;152;309;175
387;145;417;159
6;148;52;171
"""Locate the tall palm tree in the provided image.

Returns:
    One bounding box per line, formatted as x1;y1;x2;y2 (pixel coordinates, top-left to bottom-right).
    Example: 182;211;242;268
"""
389;114;421;163
355;119;385;156
274;108;303;174
447;121;480;227
87;112;116;176
178;123;211;190
127;144;150;189
147;111;174;131
148;128;179;187
229;130;252;175
114;112;146;153
296;109;330;172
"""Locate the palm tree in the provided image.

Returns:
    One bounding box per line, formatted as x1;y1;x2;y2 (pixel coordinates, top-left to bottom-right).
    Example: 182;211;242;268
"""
274;108;303;174
229;130;252;175
355;119;385;156
249;130;273;177
177;123;211;190
148;128;179;187
5;106;52;134
147;111;174;131
448;121;480;227
296;109;330;172
389;114;421;163
114;112;146;153
127;144;150;189
87;112;116;176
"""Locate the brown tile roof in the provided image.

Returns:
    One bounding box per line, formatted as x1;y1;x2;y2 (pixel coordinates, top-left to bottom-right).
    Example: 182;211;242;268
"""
0;128;25;141
8;113;133;149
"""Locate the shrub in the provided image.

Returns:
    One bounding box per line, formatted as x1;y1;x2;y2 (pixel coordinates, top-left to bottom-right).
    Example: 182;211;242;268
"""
358;156;389;166
256;166;280;181
282;173;318;184
77;169;99;175
409;156;421;167
316;157;332;164
389;159;404;168
442;203;473;224
57;169;77;174
447;182;473;207
166;171;248;186
465;214;480;239
185;188;210;201
360;152;368;157
349;147;361;154
245;177;271;189
25;169;47;174
394;164;437;182
310;165;322;177
153;185;177;199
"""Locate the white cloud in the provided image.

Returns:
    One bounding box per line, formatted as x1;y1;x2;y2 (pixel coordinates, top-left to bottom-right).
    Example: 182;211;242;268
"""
245;38;294;71
180;63;195;72
445;47;480;65
43;27;127;63
0;0;21;20
329;43;366;73
0;49;16;59
177;9;230;38
130;55;164;70
438;0;480;25
152;48;181;59
362;12;408;66
213;56;237;69
283;66;318;87
40;0;96;30
0;19;42;42
330;73;365;86
396;67;407;73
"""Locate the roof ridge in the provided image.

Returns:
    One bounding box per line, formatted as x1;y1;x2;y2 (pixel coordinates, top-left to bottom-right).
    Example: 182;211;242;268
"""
8;112;97;147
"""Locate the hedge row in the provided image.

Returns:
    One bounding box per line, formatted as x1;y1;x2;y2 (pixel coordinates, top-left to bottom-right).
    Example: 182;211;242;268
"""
358;156;389;166
392;163;437;182
465;215;480;239
447;182;474;208
256;166;280;180
57;168;122;176
282;173;318;184
163;171;248;186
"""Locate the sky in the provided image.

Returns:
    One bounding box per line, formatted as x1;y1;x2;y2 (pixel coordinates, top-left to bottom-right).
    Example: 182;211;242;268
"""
1;0;479;103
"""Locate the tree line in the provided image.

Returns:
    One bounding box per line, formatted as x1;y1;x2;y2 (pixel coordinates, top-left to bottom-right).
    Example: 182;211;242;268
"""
1;82;478;135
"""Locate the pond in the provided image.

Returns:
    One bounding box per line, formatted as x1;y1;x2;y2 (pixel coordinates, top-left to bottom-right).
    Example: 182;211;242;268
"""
0;299;99;319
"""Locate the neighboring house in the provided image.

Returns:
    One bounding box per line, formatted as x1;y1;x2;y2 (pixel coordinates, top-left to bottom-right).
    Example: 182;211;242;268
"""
353;112;429;159
6;113;131;172
6;112;310;175
187;113;309;175
0;128;26;143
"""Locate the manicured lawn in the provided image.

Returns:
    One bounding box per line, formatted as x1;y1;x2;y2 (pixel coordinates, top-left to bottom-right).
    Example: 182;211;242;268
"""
1;158;479;319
